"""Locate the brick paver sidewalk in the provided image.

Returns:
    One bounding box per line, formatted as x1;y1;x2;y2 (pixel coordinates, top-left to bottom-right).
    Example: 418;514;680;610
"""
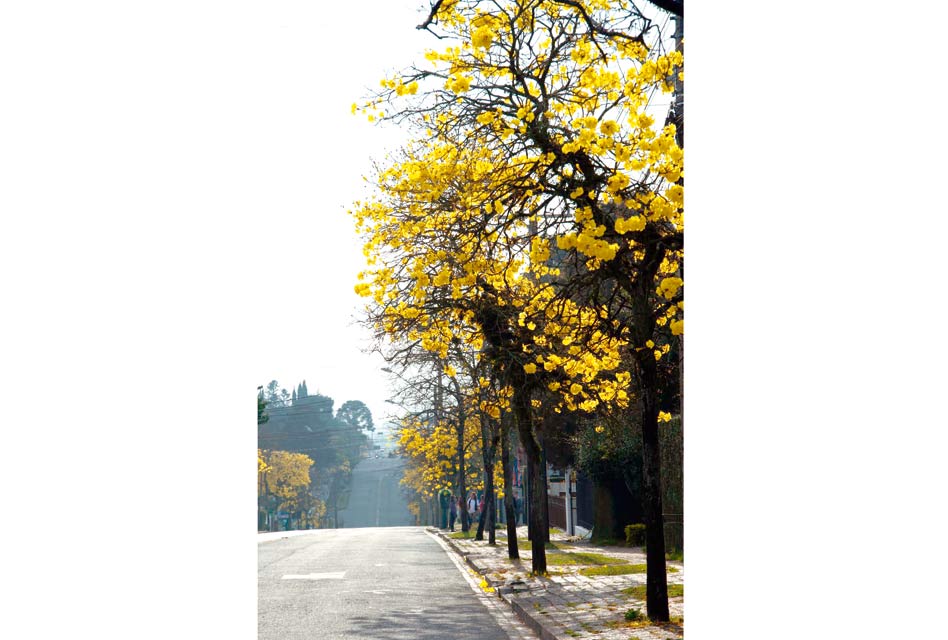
432;526;684;640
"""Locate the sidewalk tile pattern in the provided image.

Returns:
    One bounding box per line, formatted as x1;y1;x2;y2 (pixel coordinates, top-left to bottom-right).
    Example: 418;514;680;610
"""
433;526;684;640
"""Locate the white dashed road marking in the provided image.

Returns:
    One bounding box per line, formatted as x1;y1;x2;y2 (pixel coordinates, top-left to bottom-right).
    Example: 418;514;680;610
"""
281;572;346;580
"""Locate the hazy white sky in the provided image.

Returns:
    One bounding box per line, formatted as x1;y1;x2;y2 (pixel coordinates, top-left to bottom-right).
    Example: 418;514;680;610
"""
2;0;671;439
251;1;672;434
246;0;433;434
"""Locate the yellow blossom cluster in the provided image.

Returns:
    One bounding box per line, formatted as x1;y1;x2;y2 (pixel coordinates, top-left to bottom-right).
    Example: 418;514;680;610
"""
258;449;314;510
353;0;684;474
397;416;481;497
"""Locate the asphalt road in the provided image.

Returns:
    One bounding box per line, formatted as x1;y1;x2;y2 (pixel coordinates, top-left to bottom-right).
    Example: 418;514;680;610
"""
337;455;415;528
258;527;523;640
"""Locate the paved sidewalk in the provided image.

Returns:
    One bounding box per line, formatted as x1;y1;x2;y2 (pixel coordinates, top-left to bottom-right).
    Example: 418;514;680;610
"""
431;526;684;640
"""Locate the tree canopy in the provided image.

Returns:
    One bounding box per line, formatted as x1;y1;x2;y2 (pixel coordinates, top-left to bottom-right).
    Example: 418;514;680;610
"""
352;0;683;618
336;400;375;432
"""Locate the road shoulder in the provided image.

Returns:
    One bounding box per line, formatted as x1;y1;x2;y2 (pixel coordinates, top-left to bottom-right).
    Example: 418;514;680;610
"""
426;528;540;640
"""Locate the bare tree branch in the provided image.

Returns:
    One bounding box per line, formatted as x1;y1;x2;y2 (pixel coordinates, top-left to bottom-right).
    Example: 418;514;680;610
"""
417;0;447;30
550;0;648;45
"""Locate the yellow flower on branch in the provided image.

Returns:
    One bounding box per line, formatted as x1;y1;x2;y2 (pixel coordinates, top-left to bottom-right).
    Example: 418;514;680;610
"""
599;119;619;136
472;27;494;49
657;277;683;299
447;74;472;94
615;215;646;234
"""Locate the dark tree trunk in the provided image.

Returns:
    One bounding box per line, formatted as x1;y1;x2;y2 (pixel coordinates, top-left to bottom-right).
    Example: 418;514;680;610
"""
611;236;671;621
488;423;501;545
476;414;499;542
476;467;496;543
457;401;469;532
524;444;550;543
501;419;520;559
474;469;495;542
513;385;546;574
527;455;548;572
488;488;496;545
526;462;534;542
636;347;670;621
476;499;487;539
540;446;550;544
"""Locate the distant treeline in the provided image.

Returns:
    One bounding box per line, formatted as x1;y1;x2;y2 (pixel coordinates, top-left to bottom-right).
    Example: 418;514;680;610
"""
258;379;372;471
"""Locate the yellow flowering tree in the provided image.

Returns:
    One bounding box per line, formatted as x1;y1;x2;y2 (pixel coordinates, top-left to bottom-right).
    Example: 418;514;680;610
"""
384;351;485;531
396;397;484;523
354;2;682;607
258;449;318;529
353;137;633;569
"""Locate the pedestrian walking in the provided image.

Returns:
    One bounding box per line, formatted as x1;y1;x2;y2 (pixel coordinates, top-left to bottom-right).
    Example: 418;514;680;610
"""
439;487;452;529
449;493;458;531
467;491;479;523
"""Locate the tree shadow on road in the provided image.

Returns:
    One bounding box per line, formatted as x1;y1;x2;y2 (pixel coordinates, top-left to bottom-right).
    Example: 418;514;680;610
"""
346;599;511;640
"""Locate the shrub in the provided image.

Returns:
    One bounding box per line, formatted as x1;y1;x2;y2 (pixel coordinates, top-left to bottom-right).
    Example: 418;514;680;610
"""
624;523;646;546
625;608;643;622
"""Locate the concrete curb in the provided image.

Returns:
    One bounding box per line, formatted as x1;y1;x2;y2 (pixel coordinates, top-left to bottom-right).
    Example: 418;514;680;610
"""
431;528;488;577
500;593;560;640
428;528;565;640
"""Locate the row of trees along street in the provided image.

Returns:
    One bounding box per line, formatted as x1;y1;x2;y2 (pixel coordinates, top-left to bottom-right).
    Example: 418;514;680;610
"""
351;0;684;621
257;380;374;530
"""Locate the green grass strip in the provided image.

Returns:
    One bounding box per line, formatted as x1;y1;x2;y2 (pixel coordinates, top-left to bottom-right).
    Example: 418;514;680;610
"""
622;583;684;599
447;530;476;539
579;563;648;577
516;538;566;550
545;551;629;566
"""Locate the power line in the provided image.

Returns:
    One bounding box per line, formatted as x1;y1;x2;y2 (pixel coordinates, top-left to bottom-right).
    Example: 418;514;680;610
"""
257;425;375;438
259;419;375;432
257;443;392;457
257;433;372;446
260;403;396;422
257;435;391;448
258;423;369;434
